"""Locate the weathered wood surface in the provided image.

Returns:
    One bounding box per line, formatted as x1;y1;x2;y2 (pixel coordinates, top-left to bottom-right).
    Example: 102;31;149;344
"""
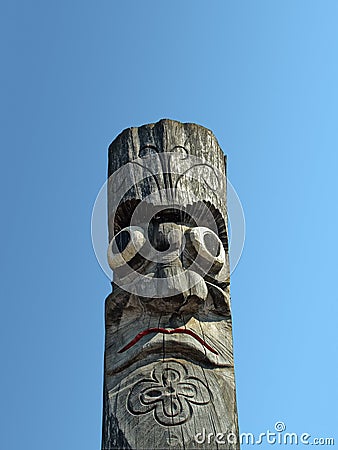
102;119;240;450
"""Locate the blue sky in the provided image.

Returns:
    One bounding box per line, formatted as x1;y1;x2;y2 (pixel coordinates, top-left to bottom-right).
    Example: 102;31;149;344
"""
1;1;337;449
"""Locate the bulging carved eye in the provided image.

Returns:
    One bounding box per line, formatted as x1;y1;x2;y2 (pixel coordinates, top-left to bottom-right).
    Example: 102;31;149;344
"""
188;227;225;271
107;226;146;270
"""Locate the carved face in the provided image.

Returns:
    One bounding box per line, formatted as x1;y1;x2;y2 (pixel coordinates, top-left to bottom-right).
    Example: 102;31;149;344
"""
105;210;233;377
108;221;227;303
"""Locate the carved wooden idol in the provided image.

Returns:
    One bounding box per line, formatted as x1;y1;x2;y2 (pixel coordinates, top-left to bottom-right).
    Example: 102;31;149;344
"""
102;119;240;449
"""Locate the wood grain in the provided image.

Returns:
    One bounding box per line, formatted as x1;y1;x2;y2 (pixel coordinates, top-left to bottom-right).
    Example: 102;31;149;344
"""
102;120;240;449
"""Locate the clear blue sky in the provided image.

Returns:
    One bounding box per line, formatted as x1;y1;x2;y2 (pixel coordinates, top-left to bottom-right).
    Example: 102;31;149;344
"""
1;1;337;449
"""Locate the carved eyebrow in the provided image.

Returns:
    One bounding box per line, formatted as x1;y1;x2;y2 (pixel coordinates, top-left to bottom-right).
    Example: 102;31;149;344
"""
118;327;218;355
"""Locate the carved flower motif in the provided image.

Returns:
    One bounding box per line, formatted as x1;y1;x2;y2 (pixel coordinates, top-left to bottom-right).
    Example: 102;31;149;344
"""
127;361;211;426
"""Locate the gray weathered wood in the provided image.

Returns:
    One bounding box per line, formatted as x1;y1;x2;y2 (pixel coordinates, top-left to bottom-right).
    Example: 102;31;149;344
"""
102;119;240;450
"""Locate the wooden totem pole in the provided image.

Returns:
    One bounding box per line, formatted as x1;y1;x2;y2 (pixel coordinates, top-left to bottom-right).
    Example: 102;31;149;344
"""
102;119;240;449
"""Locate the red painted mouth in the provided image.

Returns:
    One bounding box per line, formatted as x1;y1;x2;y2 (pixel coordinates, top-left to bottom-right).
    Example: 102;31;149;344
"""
118;327;218;355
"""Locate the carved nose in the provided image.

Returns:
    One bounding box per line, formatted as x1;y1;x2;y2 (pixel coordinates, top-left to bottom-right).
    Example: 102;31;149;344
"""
154;227;182;253
153;263;208;310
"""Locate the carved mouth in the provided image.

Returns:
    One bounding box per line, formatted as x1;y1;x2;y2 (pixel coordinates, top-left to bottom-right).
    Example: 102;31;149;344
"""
118;327;218;355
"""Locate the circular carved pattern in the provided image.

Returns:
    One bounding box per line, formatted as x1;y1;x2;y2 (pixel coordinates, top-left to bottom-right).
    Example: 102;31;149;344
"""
127;361;211;426
189;226;225;269
107;226;146;269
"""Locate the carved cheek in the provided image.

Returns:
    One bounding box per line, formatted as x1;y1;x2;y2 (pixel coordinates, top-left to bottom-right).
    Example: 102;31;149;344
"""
107;226;146;270
189;227;226;273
